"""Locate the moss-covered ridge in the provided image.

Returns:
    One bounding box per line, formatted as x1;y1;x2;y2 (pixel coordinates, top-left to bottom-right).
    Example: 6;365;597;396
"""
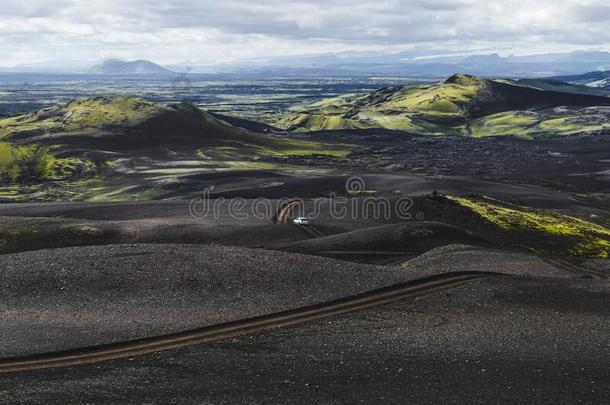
447;195;610;258
0;96;352;153
0;97;353;190
277;74;610;138
0;97;266;148
0;97;164;140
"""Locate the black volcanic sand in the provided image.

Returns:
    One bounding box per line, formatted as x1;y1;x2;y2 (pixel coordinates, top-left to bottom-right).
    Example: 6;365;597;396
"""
0;243;574;358
0;168;607;403
269;222;488;263
294;132;610;198
0;172;607;258
180;173;608;214
1;172;602;212
0;215;312;254
1;275;607;404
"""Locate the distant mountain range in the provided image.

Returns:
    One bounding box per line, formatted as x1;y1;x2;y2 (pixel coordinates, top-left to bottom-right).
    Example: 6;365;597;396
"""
551;71;610;90
2;50;610;78
176;50;610;78
89;59;176;76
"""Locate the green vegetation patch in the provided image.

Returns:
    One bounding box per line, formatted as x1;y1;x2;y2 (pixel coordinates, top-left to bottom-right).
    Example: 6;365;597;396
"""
0;142;55;181
0;142;95;182
62;97;164;129
379;78;487;117
471;111;539;139
276;112;373;132
0;217;114;254
251;138;353;157
471;108;610;139
448;196;610;258
0;97;166;139
202;138;353;159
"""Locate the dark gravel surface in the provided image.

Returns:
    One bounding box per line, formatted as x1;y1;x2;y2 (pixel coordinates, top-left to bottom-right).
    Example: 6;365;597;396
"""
0;172;600;216
405;244;573;278
1;185;604;259
1;276;607;404
0;243;573;358
0;244;403;357
272;133;610;196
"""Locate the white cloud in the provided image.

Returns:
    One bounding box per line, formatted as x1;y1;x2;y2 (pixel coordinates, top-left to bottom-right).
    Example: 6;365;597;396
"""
1;0;610;65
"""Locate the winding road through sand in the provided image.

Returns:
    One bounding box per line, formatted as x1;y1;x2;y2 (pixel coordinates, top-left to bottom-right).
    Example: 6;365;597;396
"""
0;272;489;373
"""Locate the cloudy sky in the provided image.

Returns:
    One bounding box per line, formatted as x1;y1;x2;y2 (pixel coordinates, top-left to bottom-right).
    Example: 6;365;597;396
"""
2;0;610;66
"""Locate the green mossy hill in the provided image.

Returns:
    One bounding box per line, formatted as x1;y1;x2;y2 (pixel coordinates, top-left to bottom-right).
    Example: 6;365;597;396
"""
277;74;610;138
0;97;165;139
0;97;316;153
447;196;610;258
0;98;353;186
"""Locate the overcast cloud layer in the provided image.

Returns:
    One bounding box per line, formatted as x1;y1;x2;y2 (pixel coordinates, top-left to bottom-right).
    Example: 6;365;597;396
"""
2;0;610;66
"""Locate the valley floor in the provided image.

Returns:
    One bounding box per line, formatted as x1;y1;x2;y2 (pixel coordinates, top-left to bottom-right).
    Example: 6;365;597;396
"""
0;132;609;404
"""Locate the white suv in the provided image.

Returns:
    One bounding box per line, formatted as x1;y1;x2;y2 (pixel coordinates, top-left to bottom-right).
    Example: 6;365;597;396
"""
292;217;309;225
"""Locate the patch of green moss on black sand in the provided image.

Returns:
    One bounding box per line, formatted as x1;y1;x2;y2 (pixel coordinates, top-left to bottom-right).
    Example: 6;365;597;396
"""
0;142;95;182
447;196;610;258
0;217;119;254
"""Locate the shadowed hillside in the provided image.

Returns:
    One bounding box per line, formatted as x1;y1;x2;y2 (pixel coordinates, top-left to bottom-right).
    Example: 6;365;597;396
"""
0;97;284;150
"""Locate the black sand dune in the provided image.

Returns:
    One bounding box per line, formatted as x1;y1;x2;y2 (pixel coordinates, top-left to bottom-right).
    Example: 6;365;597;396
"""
0;258;606;403
0;185;606;261
0;243;576;358
270;222;486;262
406;244;573;277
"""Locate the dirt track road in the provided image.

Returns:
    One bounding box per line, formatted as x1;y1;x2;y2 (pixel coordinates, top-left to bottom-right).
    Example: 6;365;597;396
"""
0;272;488;373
